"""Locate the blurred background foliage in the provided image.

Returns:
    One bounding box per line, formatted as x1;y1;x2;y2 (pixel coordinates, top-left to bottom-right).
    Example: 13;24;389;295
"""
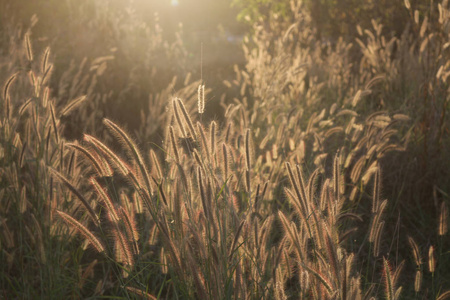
0;0;245;139
233;0;429;40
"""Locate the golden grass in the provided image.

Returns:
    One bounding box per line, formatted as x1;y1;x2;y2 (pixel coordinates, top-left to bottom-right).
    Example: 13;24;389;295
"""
55;210;105;253
1;1;450;298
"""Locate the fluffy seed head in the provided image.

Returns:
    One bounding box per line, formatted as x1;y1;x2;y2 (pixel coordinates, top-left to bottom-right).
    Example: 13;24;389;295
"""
198;84;205;114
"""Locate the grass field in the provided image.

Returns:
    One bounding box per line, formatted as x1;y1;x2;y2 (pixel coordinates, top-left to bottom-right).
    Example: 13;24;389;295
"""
1;0;449;299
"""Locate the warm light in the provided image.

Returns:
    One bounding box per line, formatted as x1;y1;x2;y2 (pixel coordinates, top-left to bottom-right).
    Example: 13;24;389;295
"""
171;0;179;6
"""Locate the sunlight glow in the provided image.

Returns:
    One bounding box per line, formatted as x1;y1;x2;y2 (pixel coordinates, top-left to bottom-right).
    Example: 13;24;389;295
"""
171;0;179;6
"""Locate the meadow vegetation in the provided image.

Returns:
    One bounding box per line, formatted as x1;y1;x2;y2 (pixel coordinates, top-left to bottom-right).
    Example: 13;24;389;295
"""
1;0;449;299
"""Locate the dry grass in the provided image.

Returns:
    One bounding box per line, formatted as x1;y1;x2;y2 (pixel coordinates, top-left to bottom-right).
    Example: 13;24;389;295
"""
1;0;449;299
